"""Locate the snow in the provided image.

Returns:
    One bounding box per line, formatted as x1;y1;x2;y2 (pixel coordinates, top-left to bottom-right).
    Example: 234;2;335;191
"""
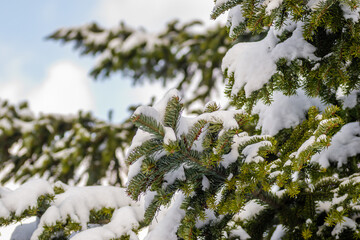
229;225;251;239
336;88;360;109
13;119;34;133
227;5;244;37
315;193;348;214
222;21;318;97
133;106;161;122
332;194;348;205
177;109;244;137
221;132;247;168
306;218;312;225
221;132;271;167
145;192;185;240
269;171;281;178
311;122;360;168
253;90;325;135
0;179;53;218
214;0;231;8
0;118;12;131
340;3;360;23
242;141;272;163
163;164;186;187
144;190;157;210
307;0;326;10
195;209;220;228
31;185;143;239
294;136;316;158
10;217;38;240
331;217;357;238
108;38;123;52
202;176;210;191
263;0;283;14
163;127;177;145
222;28;277;97
234;200;264;221
0;216;38;240
8;140;26;157
340;173;360;186
270;224;286;240
70;206;142;240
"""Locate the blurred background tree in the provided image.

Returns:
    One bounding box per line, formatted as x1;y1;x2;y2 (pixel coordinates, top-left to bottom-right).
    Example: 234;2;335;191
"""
0;20;231;186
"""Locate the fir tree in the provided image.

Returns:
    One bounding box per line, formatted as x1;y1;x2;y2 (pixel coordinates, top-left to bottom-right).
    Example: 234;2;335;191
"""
1;0;360;239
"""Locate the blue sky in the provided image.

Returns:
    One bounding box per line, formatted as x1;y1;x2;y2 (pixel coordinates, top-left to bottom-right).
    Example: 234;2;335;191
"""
0;0;222;122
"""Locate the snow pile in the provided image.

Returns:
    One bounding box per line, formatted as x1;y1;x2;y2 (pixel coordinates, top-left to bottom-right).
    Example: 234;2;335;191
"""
229;226;251;239
263;0;283;13
222;22;318;97
202;176;210;190
253;90;325;135
221;132;271;168
292;136;316;159
336;88;360;109
233;200;265;221
242;140;272;163
0;179;53;219
307;0;326;10
331;217;357;238
11;217;39;240
31;185;143;240
226;5;244;37
315;192;347;214
163;164;186;188
311;122;360;168
270;224;286;240
70;206;142;240
145;192;185;240
340;3;360;23
177;109;244;136
195;209;223;228
144;190;157;210
213;0;232;8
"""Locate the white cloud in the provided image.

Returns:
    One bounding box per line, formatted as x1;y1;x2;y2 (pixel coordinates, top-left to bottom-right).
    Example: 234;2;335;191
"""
0;61;95;115
92;0;224;31
0;80;25;103
29;61;95;115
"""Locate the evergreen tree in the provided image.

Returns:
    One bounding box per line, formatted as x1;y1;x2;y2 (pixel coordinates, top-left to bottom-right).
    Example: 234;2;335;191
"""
1;0;360;239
